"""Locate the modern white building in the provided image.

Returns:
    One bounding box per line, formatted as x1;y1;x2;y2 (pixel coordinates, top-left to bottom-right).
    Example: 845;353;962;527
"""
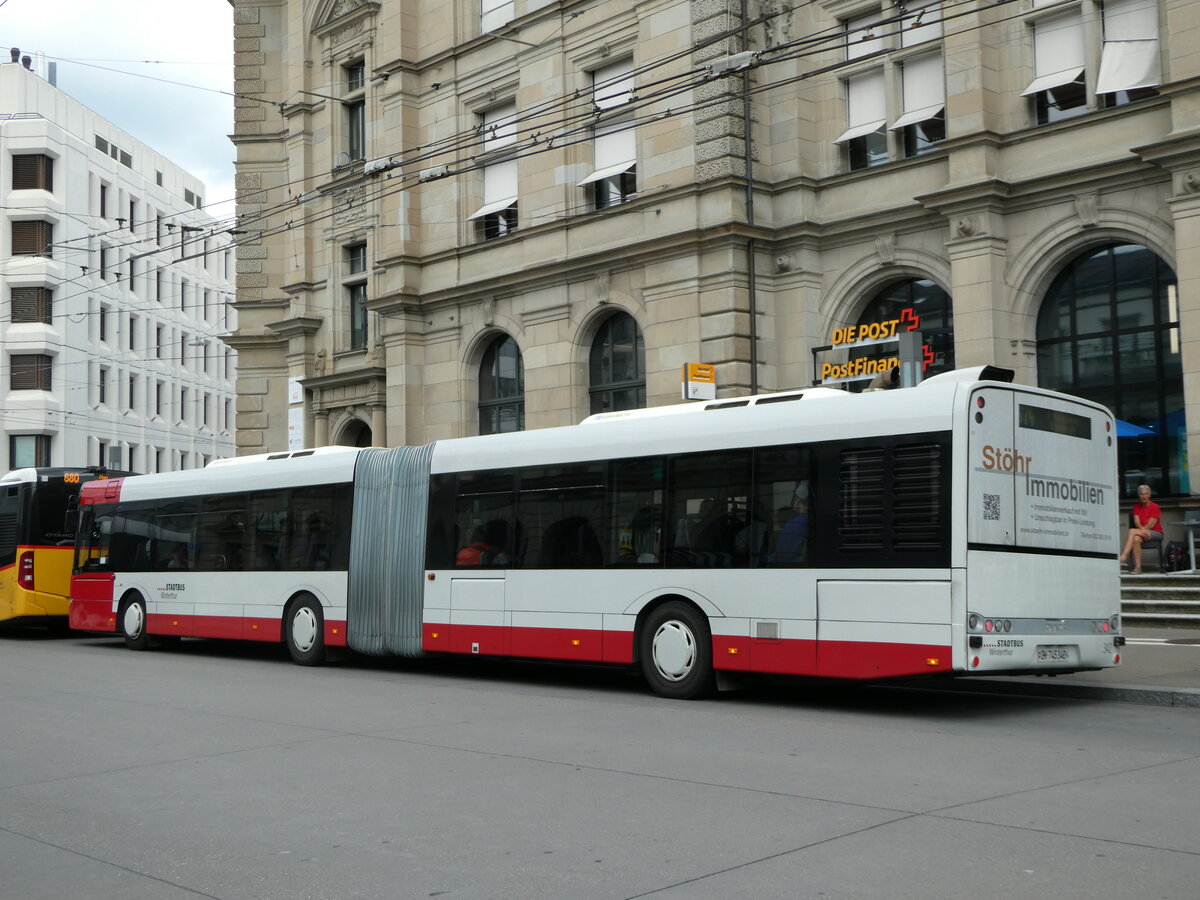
1;53;237;473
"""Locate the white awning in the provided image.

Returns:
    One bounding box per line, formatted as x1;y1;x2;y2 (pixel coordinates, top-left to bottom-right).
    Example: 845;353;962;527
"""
1022;66;1084;97
834;119;886;144
578;160;635;186
468;196;517;220
891;104;944;130
1096;40;1160;94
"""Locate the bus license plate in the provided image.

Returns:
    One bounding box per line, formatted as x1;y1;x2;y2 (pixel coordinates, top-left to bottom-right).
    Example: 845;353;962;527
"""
1035;645;1077;664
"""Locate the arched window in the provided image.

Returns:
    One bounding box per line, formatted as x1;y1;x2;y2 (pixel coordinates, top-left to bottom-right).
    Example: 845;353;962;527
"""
479;335;524;434
589;313;645;414
1037;243;1184;496
849;278;954;387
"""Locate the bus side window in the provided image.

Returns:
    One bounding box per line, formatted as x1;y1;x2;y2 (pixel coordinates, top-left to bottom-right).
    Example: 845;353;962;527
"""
607;457;663;566
426;474;457;569
666;450;752;568
519;463;605;569
453;471;515;568
755;445;811;567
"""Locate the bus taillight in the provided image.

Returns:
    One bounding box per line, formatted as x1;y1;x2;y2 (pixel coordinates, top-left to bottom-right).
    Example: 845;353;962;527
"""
18;551;34;590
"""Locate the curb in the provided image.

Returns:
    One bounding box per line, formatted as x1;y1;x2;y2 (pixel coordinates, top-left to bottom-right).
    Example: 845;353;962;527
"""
917;676;1200;708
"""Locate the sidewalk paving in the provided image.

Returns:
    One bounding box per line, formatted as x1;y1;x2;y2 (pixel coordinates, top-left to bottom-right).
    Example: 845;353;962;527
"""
934;625;1200;707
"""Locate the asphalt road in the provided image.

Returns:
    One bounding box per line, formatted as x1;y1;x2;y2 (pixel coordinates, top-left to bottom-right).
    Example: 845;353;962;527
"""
2;631;1199;899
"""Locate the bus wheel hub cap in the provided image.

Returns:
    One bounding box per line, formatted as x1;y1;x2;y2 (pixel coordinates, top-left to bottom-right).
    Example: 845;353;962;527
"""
652;622;695;681
293;609;317;652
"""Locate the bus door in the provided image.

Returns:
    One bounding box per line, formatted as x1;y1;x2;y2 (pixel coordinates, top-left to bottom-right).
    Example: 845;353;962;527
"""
0;483;23;619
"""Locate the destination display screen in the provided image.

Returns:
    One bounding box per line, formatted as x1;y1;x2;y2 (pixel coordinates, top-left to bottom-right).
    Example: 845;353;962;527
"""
1019;404;1092;440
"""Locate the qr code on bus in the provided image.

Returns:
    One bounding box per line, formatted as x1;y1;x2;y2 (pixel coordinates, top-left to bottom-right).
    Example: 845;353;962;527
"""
983;493;1000;520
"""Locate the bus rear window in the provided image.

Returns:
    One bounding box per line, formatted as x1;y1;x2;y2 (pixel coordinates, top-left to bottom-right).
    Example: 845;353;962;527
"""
1018;404;1092;440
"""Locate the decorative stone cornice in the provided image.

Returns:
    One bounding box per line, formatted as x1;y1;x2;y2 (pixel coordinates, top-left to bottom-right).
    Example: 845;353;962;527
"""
304;365;386;392
266;316;324;339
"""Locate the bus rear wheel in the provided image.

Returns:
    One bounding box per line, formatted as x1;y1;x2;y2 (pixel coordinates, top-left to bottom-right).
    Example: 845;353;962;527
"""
284;594;326;666
119;594;149;651
639;601;716;700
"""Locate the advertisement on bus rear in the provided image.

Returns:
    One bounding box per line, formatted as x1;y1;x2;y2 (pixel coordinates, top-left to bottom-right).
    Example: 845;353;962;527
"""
969;389;1117;556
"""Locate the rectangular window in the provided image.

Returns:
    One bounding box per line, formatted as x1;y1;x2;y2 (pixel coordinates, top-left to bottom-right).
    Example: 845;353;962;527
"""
345;99;365;162
156;268;163;301
901;1;943;48
349;282;368;350
11;220;53;257
128;199;136;231
128;374;138;412
347;242;367;274
481;0;515;33
99;366;109;404
581;119;636;209
127;314;138;351
180;388;189;424
452;471;516;568
180;332;188;367
156;380;164;416
471;158;518;241
845;10;885;60
1097;0;1160;106
755;445;812;567
593;58;634;109
517;463;606;569
99;183;108;218
607;457;664;566
180;278;188;311
10;435;50;469
100;244;110;279
1025;11;1087;124
345;60;364;92
99;305;109;343
11;287;52;324
156;324;164;359
895;53;946;157
11;354;52;391
837;70;888;170
11;154;53;191
666;450;753;568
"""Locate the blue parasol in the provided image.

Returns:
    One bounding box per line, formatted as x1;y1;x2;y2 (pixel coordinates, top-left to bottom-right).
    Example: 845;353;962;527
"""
1116;419;1153;437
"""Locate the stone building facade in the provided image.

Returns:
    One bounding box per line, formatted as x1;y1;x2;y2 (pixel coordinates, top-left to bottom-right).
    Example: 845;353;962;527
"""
229;0;1200;501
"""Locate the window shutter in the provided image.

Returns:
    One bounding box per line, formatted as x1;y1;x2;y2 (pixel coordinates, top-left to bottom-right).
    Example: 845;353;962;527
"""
11;287;51;324
901;1;943;49
846;12;885;60
1033;11;1085;76
481;0;514;32
893;53;945;129
11;154;52;191
11;221;52;256
594;59;634;109
11;354;52;391
482;103;517;152
836;70;887;142
470;159;519;219
1097;0;1160;93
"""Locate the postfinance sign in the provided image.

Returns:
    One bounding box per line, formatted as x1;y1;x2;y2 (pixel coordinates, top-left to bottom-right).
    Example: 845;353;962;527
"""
820;307;927;385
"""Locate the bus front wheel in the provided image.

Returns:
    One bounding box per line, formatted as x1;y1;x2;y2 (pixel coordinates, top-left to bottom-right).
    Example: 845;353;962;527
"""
119;594;149;651
639;601;716;700
284;594;326;666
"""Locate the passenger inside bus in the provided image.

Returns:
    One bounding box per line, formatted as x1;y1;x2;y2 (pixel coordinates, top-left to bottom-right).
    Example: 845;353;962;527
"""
769;483;809;564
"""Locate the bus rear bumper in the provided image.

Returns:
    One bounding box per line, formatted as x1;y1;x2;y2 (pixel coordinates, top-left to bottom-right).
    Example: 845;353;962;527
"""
964;632;1121;673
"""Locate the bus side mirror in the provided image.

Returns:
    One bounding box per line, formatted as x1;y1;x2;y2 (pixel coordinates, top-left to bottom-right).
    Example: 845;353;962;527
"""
63;508;79;535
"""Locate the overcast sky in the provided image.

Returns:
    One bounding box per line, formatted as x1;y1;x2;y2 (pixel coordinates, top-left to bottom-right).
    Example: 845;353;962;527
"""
1;0;235;218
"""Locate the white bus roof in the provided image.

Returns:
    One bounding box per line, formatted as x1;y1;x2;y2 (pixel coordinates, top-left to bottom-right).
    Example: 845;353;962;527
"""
112;447;364;503
431;374;1114;475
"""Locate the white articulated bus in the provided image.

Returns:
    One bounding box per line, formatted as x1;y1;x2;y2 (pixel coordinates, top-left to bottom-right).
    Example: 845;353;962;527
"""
70;366;1123;698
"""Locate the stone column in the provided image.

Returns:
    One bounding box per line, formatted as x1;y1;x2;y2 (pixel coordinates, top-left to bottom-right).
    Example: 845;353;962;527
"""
371;405;386;447
944;216;1014;375
314;408;329;448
